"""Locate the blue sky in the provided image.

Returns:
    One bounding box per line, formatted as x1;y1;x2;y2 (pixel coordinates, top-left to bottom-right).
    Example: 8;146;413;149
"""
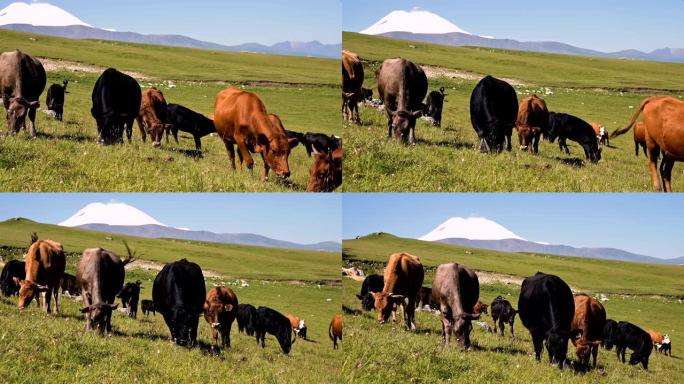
0;193;342;244
2;1;341;45
343;194;684;259
343;0;684;52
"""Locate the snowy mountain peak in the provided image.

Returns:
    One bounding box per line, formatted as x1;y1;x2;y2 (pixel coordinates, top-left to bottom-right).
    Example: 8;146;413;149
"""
0;2;92;27
59;202;167;227
419;217;525;242
360;8;471;36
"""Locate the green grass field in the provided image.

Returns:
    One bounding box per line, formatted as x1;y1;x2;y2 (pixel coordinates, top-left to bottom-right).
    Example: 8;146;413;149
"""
341;234;683;383
0;30;339;192
0;219;342;383
342;32;684;192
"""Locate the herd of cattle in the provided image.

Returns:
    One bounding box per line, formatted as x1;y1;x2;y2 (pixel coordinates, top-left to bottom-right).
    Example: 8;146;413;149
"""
355;252;673;371
0;49;342;192
342;50;684;191
0;234;344;352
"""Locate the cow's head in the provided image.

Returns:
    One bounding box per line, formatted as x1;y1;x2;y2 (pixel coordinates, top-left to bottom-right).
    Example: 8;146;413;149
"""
602;320;618;349
256;133;298;178
575;340;600;365
6;97;39;134
455;312;480;349
17;280;47;309
276;325;293;354
81;303;118;334
545;328;570;368
98;113;127;145
168;306;197;347
517;126;540;151
150;123;174;148
371;291;404;323
203;301;234;334
307;147;343;192
389;109;422;143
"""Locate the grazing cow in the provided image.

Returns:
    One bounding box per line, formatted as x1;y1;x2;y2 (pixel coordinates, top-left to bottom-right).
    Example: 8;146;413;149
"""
647;329;672;356
137;87;172;147
372;252;424;330
470;75;518;152
166;103;215;151
377;58;428;145
18;240;65;313
237;303;258;336
634;121;647;157
570;293;606;368
591;122;609;146
415;286;433;309
77;246;134;333
254;306;292;354
117;280;141;319
603;320;652;369
342;50;364;123
491;295;517;338
286;314;307;340
307;146;343;192
141;299;155;316
59;272;79;296
356;274;384;311
659;335;672;356
518;272;575;368
425;87;446;127
203;287;238;350
473;300;488;315
516;95;549;153
91;68;142;145
547;112;601;163
46;80;68;121
432;263;480;349
284;129;341;157
360;87;373;102
329;314;343;349
213;87;299;180
153;259;206;347
0;260;25;297
0;50;46;137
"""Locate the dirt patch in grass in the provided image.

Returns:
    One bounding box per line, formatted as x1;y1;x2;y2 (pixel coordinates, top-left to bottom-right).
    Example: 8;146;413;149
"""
39;57;150;80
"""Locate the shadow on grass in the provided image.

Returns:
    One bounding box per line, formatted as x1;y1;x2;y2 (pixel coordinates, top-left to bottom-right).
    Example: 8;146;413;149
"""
37;131;92;142
415;137;473;150
554;157;585;168
471;343;528;356
342;305;363;316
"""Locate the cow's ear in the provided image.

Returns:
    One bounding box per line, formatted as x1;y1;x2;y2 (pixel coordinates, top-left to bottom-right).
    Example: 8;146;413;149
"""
203;301;210;312
81;306;91;313
108;303;119;310
257;134;269;149
411;110;423;118
28;101;40;109
355;294;363;300
36;285;48;292
288;137;299;149
389;294;404;301
224;304;233;312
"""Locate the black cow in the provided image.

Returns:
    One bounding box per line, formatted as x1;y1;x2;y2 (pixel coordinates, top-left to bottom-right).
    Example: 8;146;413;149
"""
603;320;652;369
141;299;155;316
285;130;341;157
91;68;142;145
254;306;292;354
117;280;141;319
152;259;206;347
470;75;518;152
425;86;446;127
0;260;25;297
59;272;79;296
415;286;433;309
518;272;575;368
491;295;517;337
0;50;46;137
237;303;258;336
360;87;373;101
356;274;384;311
166;103;216;151
377;58;428;145
46;80;68;121
546;112;601;163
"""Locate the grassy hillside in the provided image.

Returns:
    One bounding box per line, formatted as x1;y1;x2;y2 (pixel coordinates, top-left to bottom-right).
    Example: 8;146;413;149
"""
0;30;339;192
342;33;684;192
341;233;683;383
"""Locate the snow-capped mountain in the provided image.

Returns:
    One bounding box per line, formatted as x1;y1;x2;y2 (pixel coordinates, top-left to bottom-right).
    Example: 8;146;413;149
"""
360;8;473;36
0;2;90;27
420;217;524;242
59;202;167;227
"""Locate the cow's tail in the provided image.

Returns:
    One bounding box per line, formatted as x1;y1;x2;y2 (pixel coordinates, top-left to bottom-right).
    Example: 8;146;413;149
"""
328;320;334;341
122;241;136;266
611;97;653;138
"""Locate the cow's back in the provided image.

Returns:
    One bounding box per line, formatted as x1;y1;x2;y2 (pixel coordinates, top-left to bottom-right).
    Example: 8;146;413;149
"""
432;263;479;313
25;240;65;284
518;272;574;331
153;259;205;316
471;75;518;126
213;87;267;140
77;248;125;302
91;68;141;118
342;50;364;93
0;50;46;101
644;97;684;158
377;58;427;112
383;252;424;297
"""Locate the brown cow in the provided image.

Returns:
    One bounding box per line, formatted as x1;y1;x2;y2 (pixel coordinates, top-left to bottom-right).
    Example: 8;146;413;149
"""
432;263;480;349
611;96;684;191
329;314;343;349
634;121;647;157
647;329;664;347
307;145;343;192
286;314;307;339
473;300;488;315
203;286;238;350
18;239;65;313
372;252;424;330
591;122;609;146
213;87;298;180
342;50;364;123
0;50;46;137
137;87;172;147
570;293;606;368
516;95;549;153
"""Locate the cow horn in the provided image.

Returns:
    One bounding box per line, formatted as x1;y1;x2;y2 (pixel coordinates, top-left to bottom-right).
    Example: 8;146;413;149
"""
122;241;136;265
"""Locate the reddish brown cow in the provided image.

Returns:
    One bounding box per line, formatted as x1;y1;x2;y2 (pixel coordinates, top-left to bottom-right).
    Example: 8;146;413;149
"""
342;50;364;123
213;87;298;180
18;239;66;313
591;122;609;146
473;300;489;315
612;96;684;191
203;286;238;350
634;121;647;157
647;329;664;346
307;145;343;192
570;293;606;368
372;252;424;331
329;314;343;349
516;95;549;153
137;87;172;147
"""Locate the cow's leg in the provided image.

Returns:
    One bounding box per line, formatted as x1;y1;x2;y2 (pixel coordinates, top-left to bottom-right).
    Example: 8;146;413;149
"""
492;315;498;334
26;107;37;138
43;286;53;313
236;141;254;171
509;319;515;338
660;155;675;192
506;133;512;151
260;153;270;181
135;116;145;142
592;345;598;368
406;297;417;331
499;318;505;337
532;332;544;361
222;139;237;170
440;316;451;346
648;147;661;191
225;321;232;348
53;284;60;314
387;117;393;138
409;125;416;146
194;135;202;151
532;133;540;154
